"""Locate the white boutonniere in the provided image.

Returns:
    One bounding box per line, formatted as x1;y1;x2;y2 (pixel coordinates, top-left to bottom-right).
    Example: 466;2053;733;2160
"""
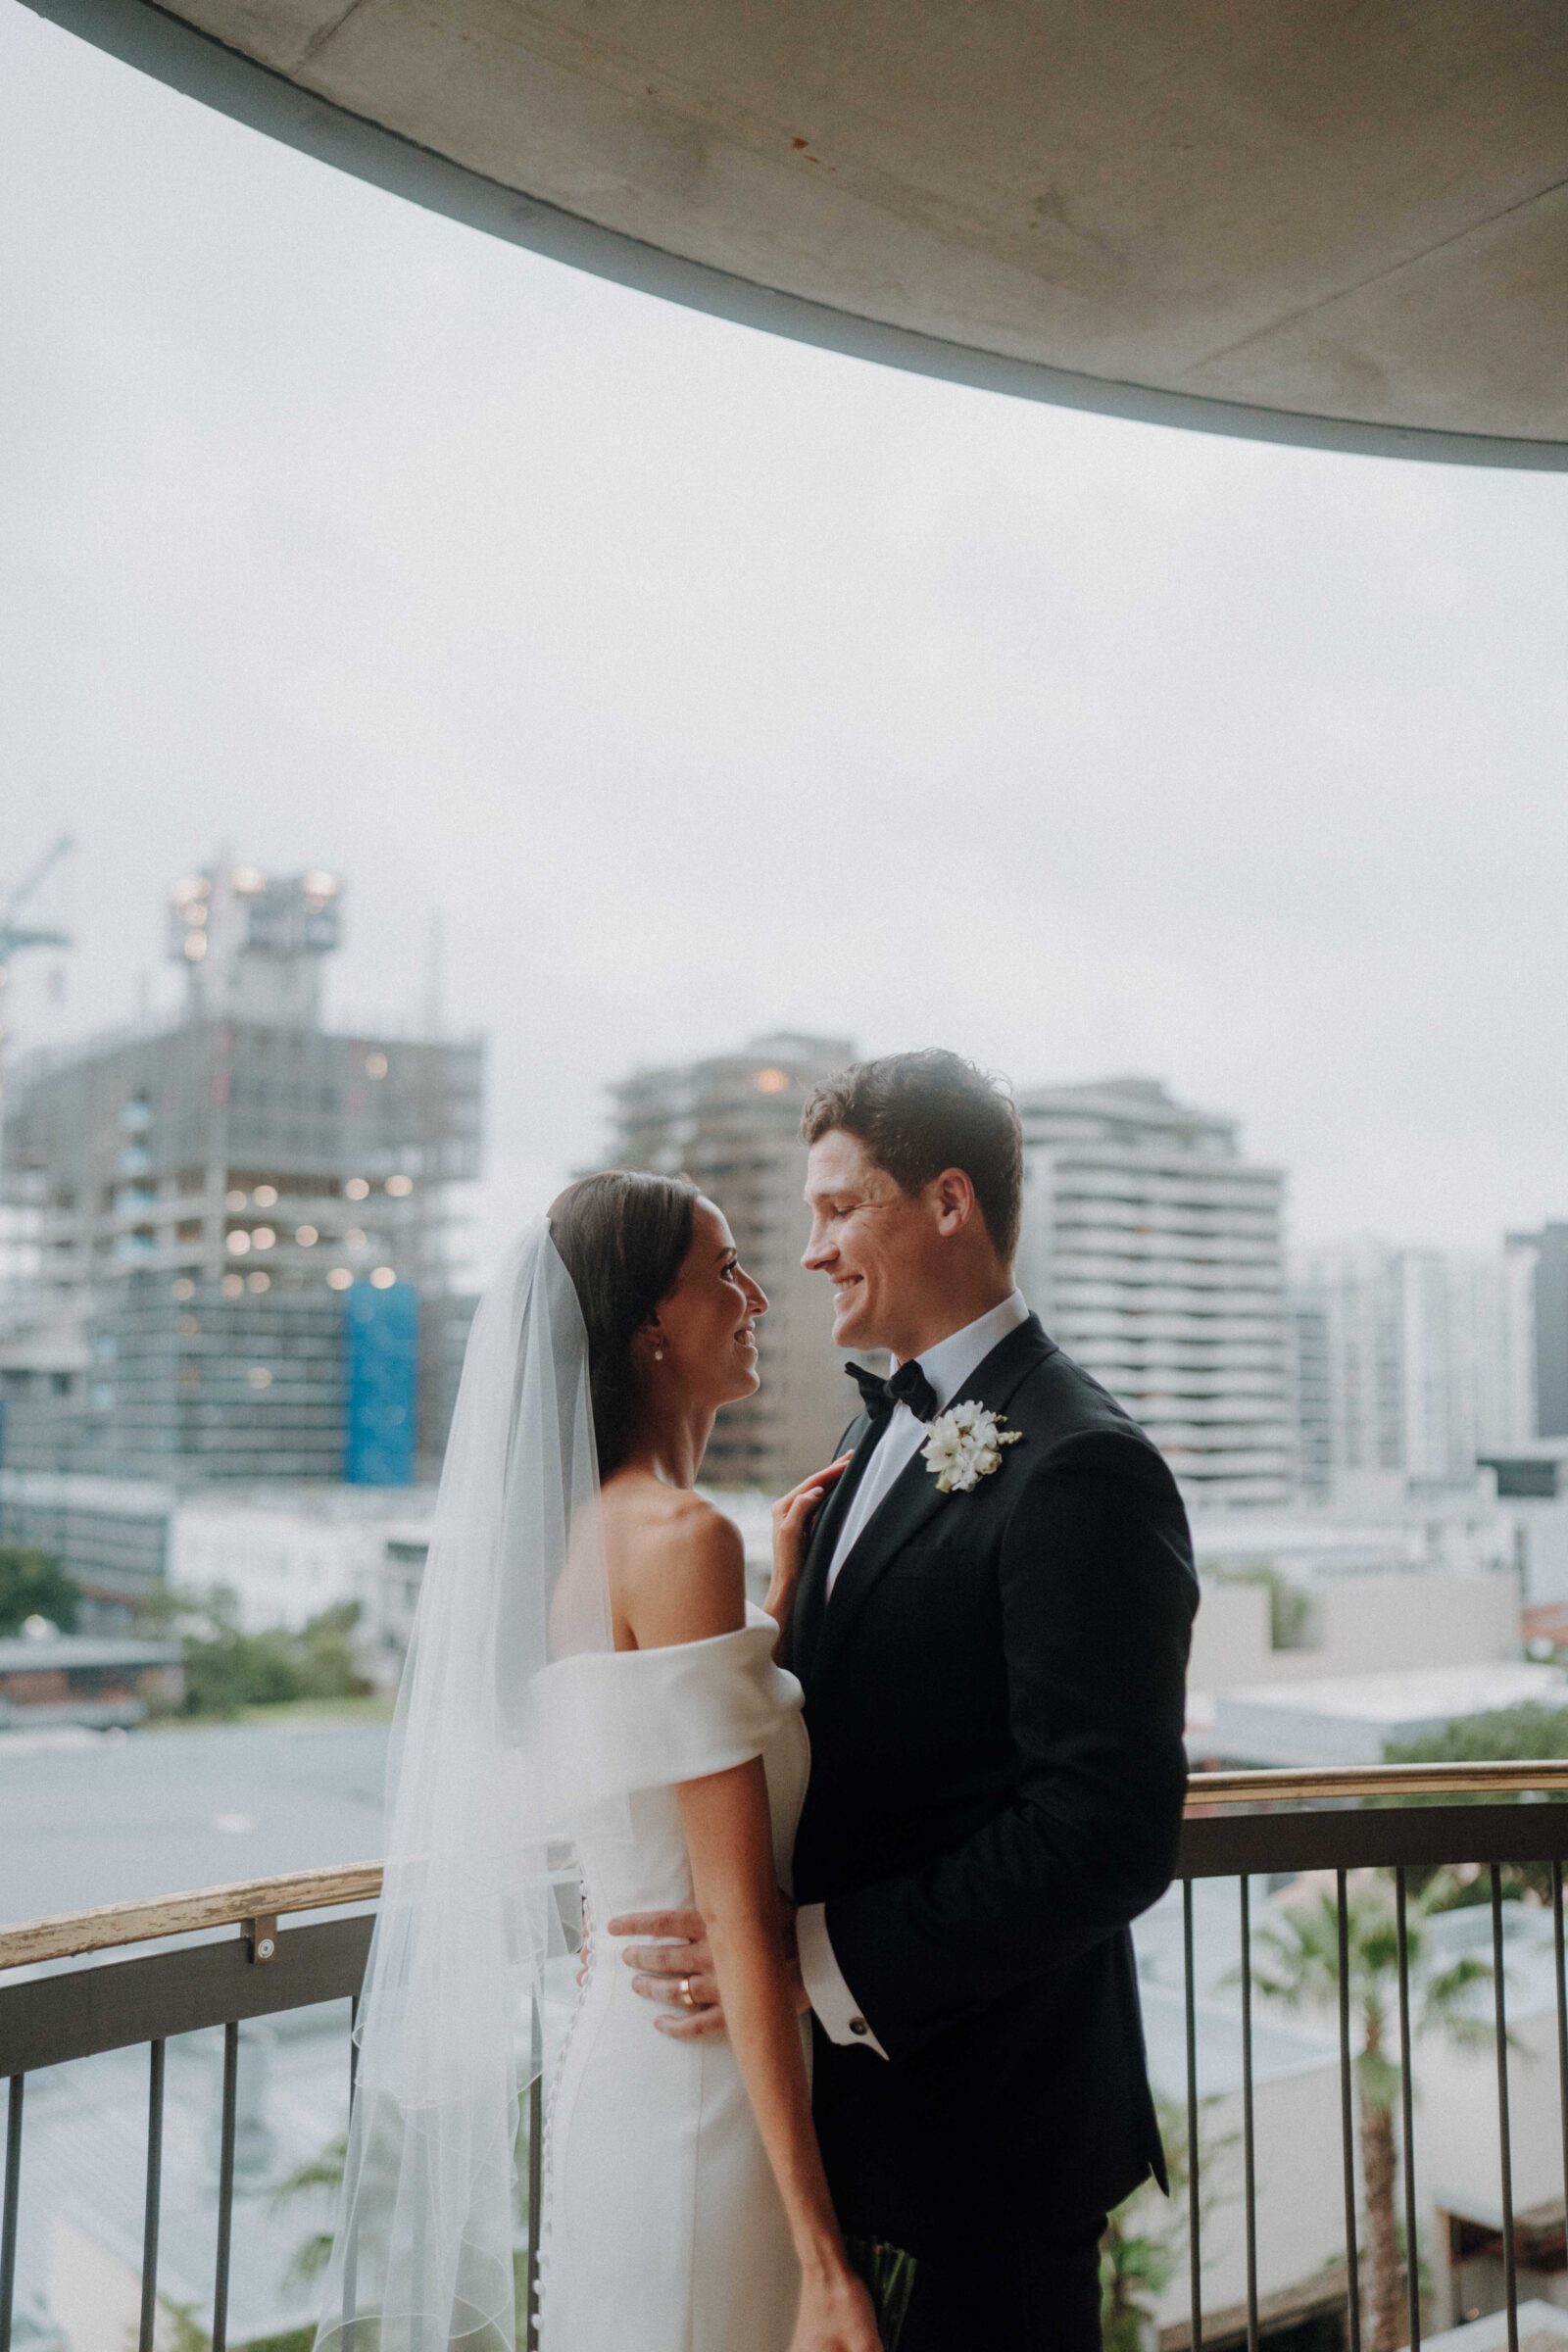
921;1400;1024;1494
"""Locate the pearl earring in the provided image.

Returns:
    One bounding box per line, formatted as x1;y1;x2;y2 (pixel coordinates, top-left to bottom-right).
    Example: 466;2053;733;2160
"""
654;1348;664;1362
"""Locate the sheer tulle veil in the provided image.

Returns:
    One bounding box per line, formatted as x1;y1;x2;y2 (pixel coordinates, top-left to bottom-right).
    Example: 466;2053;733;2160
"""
312;1218;623;2352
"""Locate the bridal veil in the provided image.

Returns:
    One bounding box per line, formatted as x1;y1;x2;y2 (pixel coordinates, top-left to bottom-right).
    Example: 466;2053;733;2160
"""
312;1219;621;2352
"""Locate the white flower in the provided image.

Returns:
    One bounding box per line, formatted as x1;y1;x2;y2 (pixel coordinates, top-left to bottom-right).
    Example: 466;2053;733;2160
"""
920;1400;1024;1494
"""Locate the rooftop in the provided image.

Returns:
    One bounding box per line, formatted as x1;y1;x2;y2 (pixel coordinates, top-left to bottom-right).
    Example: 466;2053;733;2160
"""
1225;1662;1568;1725
1422;2313;1568;2352
0;1636;181;1672
1214;1661;1568;1766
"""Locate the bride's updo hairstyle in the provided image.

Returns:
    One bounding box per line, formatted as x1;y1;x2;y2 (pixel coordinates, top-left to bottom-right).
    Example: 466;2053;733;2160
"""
548;1170;701;1476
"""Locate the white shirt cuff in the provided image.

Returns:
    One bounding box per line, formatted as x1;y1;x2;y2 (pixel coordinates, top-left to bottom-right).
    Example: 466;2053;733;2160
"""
796;1902;888;2059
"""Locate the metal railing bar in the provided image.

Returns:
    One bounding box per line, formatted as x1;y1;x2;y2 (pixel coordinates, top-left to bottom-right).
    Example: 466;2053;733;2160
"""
10;1786;1568;2352
524;2004;543;2352
138;2039;165;2352
342;2065;359;2352
1554;1863;1568;2283
1396;1868;1420;2352
0;2076;22;2352
9;1766;1568;1973
0;1915;373;2075
1180;1801;1568;1882
1184;1878;1202;2352
343;2218;359;2351
1492;1866;1518;2352
1337;1870;1361;2352
1240;1875;1257;2352
344;1992;361;2346
212;2022;238;2352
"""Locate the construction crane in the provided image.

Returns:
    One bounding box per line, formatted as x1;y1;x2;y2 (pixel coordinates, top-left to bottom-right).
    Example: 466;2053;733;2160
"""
0;833;74;1088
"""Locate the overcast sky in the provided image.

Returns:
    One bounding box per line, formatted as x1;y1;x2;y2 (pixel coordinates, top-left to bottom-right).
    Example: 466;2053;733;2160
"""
4;1;1567;1283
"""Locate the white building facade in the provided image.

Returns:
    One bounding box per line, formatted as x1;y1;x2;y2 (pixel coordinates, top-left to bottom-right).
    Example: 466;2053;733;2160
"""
1016;1078;1294;1508
1294;1239;1535;1500
168;1484;435;1683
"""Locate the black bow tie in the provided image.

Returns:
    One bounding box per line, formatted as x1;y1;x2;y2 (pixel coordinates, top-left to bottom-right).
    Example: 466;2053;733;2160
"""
845;1357;941;1426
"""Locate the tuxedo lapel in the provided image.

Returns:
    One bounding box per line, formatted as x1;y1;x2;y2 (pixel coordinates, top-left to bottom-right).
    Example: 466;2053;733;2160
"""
810;1317;1055;1684
792;1407;886;1684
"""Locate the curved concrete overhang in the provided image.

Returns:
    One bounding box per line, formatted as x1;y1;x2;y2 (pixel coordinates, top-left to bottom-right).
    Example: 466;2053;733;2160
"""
24;0;1568;467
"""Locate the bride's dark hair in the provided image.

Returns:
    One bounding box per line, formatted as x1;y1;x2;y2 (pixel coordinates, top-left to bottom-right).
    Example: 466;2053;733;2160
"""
547;1170;701;1476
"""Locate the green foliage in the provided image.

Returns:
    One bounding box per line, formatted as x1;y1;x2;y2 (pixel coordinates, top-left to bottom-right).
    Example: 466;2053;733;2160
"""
1101;2230;1171;2352
1383;1705;1568;1904
1248;1870;1504;2351
0;1545;80;1636
1246;1873;1495;2114
295;1603;370;1701
138;1589;374;1719
1101;2091;1237;2349
131;2299;208;2352
124;2299;313;2352
1386;1701;1568;1766
277;2112;533;2342
272;2132;348;2290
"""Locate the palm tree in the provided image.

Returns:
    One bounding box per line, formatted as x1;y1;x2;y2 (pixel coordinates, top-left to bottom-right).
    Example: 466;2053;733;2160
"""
121;2297;211;2352
271;2132;348;2289
275;2111;536;2337
1101;2218;1176;2352
1100;2090;1238;2352
1248;1870;1496;2352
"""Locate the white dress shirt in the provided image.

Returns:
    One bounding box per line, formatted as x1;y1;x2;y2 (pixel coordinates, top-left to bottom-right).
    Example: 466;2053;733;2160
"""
797;1288;1032;2058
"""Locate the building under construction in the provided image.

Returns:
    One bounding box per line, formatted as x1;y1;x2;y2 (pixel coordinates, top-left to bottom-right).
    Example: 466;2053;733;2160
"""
0;864;482;1544
609;1033;859;1492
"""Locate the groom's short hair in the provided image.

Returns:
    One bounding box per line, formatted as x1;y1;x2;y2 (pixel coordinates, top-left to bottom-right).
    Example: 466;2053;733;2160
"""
801;1050;1023;1263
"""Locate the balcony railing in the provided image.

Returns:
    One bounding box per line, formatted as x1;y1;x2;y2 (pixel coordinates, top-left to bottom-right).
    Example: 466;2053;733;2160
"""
9;1764;1568;2352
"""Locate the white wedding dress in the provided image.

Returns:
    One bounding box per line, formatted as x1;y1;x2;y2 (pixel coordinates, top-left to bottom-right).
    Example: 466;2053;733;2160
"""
538;1602;811;2352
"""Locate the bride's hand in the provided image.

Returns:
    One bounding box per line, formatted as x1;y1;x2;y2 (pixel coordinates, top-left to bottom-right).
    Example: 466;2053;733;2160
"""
769;1453;853;1604
788;2265;882;2352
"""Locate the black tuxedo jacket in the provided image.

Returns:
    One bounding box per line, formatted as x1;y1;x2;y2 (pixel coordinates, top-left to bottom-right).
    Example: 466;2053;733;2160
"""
790;1314;1198;2253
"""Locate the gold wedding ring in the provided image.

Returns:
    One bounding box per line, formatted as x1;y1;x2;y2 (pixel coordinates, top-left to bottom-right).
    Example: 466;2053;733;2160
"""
678;1975;697;2008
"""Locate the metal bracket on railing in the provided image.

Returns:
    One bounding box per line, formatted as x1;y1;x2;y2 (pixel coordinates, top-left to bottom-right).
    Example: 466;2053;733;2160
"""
246;1914;278;1964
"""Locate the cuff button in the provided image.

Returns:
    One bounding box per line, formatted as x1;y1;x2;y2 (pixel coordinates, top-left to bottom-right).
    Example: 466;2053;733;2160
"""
850;2017;869;2036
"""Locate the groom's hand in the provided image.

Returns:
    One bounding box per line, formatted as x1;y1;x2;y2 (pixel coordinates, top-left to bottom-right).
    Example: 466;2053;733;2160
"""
610;1909;724;2039
609;1899;808;2040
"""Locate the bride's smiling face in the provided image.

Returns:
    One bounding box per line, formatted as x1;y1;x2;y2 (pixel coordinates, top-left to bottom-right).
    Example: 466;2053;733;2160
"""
651;1198;768;1408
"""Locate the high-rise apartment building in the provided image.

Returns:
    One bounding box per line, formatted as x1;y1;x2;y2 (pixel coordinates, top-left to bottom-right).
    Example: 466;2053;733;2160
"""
608;1033;858;1491
1292;1239;1405;1488
1292;1239;1535;1497
1291;1293;1334;1501
0;865;482;1526
1507;1223;1568;1439
1015;1078;1295;1507
1400;1248;1535;1483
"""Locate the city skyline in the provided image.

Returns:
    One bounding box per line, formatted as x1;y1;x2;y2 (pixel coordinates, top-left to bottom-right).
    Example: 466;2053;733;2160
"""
7;5;1568;1291
4;862;1554;1295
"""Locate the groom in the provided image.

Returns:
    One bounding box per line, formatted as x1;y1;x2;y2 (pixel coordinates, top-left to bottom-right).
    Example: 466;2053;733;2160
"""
614;1049;1198;2349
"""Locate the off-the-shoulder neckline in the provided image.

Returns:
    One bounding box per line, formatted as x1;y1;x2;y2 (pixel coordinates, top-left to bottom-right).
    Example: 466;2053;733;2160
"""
596;1599;781;1664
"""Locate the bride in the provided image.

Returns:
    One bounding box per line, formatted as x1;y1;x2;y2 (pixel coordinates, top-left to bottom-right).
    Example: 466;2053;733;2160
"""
311;1170;882;2352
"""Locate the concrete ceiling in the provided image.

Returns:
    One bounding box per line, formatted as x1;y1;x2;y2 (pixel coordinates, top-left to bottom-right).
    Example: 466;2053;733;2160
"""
27;0;1568;464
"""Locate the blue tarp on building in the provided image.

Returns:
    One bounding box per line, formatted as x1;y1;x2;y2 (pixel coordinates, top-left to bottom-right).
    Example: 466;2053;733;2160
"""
343;1282;419;1486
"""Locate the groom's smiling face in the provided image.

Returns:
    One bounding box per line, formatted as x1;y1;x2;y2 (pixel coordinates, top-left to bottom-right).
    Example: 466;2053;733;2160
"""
802;1128;934;1357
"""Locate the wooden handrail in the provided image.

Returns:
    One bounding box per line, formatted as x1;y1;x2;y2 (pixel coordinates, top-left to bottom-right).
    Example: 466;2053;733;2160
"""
7;1760;1568;1971
1186;1758;1568;1810
0;1861;383;1971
